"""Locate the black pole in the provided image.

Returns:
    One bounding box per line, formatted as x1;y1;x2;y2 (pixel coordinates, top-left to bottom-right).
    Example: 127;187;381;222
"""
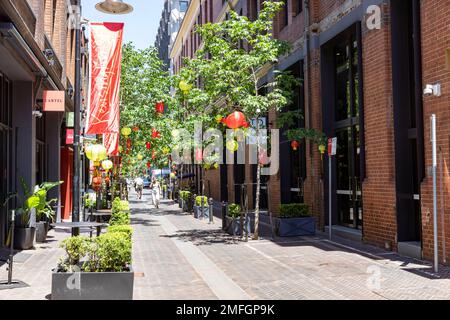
8;210;15;284
72;7;82;236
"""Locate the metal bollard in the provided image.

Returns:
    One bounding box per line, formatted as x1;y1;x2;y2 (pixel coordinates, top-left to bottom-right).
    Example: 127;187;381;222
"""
209;198;214;224
221;202;228;230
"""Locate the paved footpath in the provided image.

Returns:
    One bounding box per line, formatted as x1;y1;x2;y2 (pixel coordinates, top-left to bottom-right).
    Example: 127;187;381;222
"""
2;189;450;299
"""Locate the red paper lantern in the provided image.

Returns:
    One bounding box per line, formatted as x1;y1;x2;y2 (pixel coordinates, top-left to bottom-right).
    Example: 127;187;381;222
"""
92;176;102;190
291;140;300;151
132;126;139;132
195;148;203;162
225;111;246;129
155;101;164;114
147;161;151;168
146;142;151;150
151;128;161;139
242;121;250;128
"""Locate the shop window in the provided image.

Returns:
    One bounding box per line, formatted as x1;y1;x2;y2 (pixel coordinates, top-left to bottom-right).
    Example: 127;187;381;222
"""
180;1;188;12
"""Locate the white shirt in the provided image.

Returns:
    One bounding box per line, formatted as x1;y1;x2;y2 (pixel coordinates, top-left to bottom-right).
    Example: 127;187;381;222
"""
135;177;144;186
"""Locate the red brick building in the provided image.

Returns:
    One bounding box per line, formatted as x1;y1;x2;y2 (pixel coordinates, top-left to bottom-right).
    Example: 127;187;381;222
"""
170;0;450;265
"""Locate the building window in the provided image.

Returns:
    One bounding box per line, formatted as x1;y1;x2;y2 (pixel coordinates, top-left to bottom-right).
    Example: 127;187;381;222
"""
248;0;258;21
280;0;289;29
179;1;188;12
293;0;302;16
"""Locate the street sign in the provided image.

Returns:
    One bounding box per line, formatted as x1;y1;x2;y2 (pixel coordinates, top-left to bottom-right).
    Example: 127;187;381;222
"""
328;137;337;156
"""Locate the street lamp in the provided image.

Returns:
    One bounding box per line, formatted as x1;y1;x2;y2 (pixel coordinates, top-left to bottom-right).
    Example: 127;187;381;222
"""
95;0;134;14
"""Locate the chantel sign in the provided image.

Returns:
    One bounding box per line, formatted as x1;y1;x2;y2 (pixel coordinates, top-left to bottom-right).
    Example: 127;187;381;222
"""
42;90;65;112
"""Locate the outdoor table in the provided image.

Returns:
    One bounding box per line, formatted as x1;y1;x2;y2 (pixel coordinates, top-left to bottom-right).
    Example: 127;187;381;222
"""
50;222;108;237
87;210;112;224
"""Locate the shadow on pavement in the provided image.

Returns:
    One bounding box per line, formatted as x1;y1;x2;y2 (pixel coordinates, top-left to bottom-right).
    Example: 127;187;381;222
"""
161;228;243;246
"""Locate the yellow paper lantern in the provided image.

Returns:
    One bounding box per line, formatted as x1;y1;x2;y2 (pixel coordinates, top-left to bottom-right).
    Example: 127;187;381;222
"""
101;160;113;172
226;140;239;152
86;144;107;162
163;147;170;155
170;172;176;179
137;153;143;161
318;145;326;154
179;80;191;92
121;127;132;137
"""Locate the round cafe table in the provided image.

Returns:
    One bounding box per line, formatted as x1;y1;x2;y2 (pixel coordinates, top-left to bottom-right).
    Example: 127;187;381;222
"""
50;222;108;237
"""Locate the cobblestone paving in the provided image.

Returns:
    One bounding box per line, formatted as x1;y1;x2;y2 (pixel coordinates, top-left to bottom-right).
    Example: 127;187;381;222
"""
1;189;450;300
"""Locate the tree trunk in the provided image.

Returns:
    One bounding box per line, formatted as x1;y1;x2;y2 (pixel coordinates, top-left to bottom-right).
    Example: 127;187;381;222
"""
253;117;261;240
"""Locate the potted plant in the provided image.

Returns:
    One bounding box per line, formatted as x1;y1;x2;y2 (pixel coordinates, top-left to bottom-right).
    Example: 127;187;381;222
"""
274;204;316;237
193;196;209;219
52;200;134;300
224;203;252;236
34;182;61;242
180;191;193;212
52;231;134;300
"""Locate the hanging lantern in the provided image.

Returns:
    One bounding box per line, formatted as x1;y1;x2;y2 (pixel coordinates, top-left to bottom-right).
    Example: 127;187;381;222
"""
101;159;113;172
291;140;300;151
179;80;191;92
195;148;203;162
226;140;239;152
132;126;139;132
137;153;144;161
146;142;151;150
225;111;246;129
242;121;250;128
92;176;102;190
162;147;170;155
105;176;111;185
126;138;132;149
155;101;164;114
215;115;223;124
121;127;132;137
85;144;107;162
147;161;151;168
152;128;161;139
318;144;326;154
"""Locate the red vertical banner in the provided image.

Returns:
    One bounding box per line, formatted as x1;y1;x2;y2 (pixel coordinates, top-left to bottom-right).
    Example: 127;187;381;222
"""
86;22;124;135
103;132;119;156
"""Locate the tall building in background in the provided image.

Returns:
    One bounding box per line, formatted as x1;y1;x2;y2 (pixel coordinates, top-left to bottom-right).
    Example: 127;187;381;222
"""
155;0;190;73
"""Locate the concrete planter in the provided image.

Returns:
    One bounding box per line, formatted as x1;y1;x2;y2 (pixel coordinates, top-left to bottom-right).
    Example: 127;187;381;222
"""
193;206;209;219
225;216;251;236
14;227;35;250
182;199;194;212
275;217;316;237
51;268;134;300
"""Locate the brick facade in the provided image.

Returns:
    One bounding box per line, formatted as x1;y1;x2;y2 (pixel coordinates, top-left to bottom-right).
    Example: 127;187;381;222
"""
170;0;450;265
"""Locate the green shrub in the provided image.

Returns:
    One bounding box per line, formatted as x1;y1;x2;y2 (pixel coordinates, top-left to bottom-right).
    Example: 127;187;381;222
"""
107;225;133;239
94;232;132;272
179;190;191;201
279;203;310;218
110;211;130;226
58;236;92;271
85;198;96;209
195;196;208;207
112;197;129;214
228;203;241;218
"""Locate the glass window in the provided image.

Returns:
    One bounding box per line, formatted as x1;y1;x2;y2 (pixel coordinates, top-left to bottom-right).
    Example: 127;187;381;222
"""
179;1;188;12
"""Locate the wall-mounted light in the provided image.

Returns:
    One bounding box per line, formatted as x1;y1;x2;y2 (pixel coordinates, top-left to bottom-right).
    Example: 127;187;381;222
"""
423;83;441;97
43;49;55;66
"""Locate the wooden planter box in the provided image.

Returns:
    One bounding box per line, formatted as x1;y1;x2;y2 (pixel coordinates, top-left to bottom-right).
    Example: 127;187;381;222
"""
51;268;134;300
275;217;316;237
225;215;252;236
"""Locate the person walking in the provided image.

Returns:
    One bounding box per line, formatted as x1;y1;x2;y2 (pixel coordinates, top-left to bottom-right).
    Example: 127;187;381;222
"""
150;177;161;209
134;176;144;199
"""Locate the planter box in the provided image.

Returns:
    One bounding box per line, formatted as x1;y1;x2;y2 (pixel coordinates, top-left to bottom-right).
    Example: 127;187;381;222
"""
14;227;35;250
36;222;47;243
193;206;209;219
51;269;134;300
275;217;316;237
225;215;251;236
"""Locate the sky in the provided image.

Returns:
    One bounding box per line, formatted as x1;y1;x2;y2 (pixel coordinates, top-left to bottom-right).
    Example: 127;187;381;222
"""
82;0;165;49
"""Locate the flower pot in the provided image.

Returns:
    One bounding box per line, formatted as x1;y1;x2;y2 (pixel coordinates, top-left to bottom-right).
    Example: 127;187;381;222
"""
36;221;47;243
51;268;134;300
225;215;251;236
193;206;209;219
14;227;36;250
275;217;316;237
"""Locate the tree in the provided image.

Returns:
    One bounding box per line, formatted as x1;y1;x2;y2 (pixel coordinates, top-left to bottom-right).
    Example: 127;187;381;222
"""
179;1;297;239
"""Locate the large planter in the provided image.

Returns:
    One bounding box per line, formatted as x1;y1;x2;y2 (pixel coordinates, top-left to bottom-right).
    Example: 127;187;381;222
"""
225;215;251;236
193;206;209;219
51;268;134;300
14;227;36;250
275;217;316;237
35;222;47;243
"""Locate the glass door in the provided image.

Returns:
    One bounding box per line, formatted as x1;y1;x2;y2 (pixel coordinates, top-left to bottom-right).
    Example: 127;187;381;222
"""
333;28;363;229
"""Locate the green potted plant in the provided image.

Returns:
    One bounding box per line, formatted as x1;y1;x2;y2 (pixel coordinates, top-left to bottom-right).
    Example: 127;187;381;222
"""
193;196;209;219
179;190;193;212
275;204;316;237
34;181;62;242
224;203;252;236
